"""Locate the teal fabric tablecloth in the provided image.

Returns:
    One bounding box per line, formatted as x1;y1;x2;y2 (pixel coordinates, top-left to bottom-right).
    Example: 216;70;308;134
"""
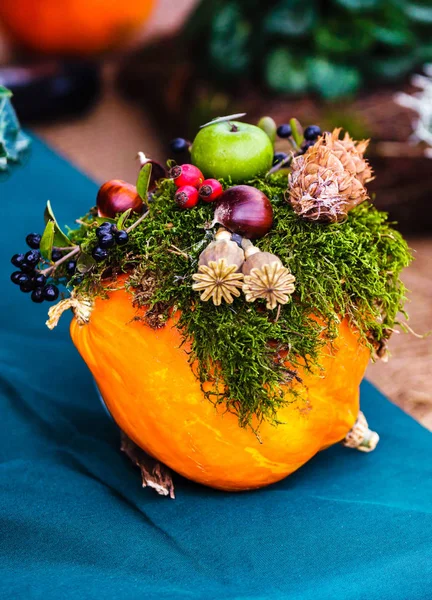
1;137;432;600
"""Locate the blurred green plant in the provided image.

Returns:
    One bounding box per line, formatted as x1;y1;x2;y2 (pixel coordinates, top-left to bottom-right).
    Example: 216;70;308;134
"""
0;86;30;172
184;0;432;100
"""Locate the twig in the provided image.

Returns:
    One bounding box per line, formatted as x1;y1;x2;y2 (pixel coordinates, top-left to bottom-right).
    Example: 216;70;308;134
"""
400;322;429;339
266;155;293;176
168;244;190;259
274;304;282;323
39;208;149;280
126;210;150;233
40;245;80;276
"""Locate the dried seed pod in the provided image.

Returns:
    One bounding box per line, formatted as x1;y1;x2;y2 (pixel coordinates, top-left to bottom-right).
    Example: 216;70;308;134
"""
288;144;367;223
241;241;295;310
317;129;374;185
192;260;244;305
198;229;245;270
192;229;245;305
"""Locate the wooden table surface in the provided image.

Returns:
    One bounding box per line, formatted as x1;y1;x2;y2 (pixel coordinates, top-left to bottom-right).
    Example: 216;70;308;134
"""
35;71;432;429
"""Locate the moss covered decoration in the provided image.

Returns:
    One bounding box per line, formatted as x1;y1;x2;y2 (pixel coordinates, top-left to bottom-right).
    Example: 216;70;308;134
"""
68;172;411;428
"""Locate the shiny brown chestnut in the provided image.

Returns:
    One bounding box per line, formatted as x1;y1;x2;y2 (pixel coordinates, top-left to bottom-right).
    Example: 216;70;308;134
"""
212;185;273;239
97;180;143;219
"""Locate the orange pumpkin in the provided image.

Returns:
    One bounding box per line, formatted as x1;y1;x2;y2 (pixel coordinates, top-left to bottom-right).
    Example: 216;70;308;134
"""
70;278;370;491
0;0;154;55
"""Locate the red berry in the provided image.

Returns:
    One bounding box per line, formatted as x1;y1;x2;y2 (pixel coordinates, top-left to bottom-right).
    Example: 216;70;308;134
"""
199;179;223;202
170;164;204;188
174;185;199;209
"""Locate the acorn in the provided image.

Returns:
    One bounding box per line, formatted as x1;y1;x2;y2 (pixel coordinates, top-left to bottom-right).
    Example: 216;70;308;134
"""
212;185;273;240
97;180;143;219
192;229;245;306
241;240;295;310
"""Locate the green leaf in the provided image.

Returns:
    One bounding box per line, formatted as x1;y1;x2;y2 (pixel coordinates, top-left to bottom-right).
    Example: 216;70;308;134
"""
40;220;55;260
117;208;132;230
92;216;117;226
369;6;415;48
76;252;96;274
405;2;432;24
136;162;152;202
315;19;374;56
44;201;74;247
200;113;246;128
209;2;252;78
264;48;309;95
263;0;316;37
371;24;414;48
367;53;417;81
289;118;303;147
307;58;361;99
333;0;381;11
417;43;432;62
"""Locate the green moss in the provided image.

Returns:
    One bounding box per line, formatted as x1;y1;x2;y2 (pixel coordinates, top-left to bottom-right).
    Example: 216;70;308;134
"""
70;173;412;428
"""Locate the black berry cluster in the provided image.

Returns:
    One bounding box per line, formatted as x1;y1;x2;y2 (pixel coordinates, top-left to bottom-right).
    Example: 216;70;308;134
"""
275;123;322;161
92;222;129;262
299;125;322;154
10;233;60;303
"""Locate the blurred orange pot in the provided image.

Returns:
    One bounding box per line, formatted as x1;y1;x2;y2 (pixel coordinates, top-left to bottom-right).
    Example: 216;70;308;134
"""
0;0;154;55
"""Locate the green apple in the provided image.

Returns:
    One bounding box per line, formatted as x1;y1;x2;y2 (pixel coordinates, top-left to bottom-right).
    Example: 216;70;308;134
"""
191;121;274;183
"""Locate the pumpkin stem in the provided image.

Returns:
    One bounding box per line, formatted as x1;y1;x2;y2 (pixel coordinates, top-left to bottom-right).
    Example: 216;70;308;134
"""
342;411;379;452
46;292;94;330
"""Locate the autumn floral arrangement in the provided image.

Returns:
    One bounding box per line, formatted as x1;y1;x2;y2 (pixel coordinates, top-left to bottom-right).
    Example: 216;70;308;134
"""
9;114;412;495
